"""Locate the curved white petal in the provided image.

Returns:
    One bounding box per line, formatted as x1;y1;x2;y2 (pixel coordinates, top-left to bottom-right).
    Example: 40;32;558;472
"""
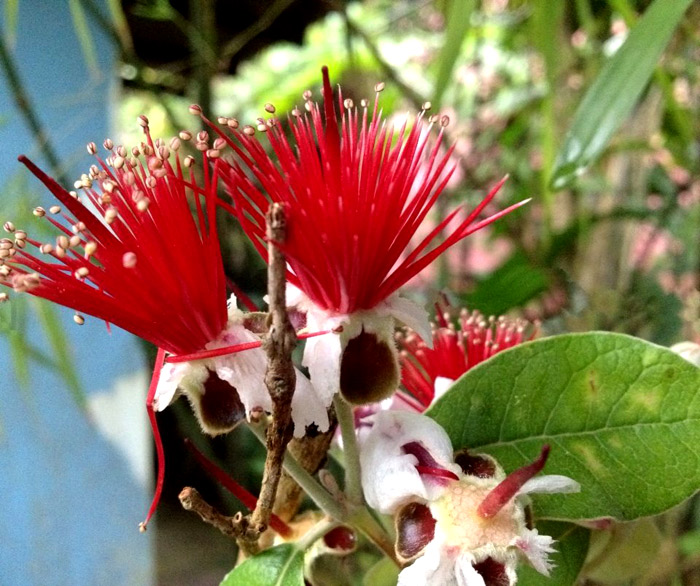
290;369;330;437
360;411;459;513
284;282;308;310
399;541;458;586
433;377;455;402
154;361;207;411
214;348;272;415
515;528;556;576
517;475;581;497
671;341;700;367
455;555;487;586
303;331;343;407
382;295;432;348
209;323;272;415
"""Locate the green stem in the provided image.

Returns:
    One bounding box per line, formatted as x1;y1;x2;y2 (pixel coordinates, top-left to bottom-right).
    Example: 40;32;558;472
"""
297;518;340;551
333;395;364;505
248;420;399;565
248;423;346;521
349;507;399;566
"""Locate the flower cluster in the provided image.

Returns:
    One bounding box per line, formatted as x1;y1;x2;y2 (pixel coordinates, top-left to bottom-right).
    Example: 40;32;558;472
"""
1;68;528;532
361;411;580;585
207;66;526;407
397;306;537;411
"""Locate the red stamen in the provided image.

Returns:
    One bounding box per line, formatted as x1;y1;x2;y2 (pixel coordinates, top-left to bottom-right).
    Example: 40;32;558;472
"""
10;145;228;355
399;304;536;410
163;329;332;363
164;340;262;363
140;347;167;532
185;439;293;537
477;445;550;519
415;465;460;481
214;69;526;316
403;441;459;481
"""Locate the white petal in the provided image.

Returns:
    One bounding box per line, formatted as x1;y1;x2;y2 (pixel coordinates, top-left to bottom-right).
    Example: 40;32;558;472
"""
671;341;700;367
154;361;207;411
360;411;459;513
209;322;272;414
515;528;557;576
517;475;581;496
284;282;308;309
290;369;330;437
303;331;343;407
211;320;331;434
382;295;432;348
214;350;272;415
455;555;486;586
399;541;458;586
433;377;455;402
226;293;239;311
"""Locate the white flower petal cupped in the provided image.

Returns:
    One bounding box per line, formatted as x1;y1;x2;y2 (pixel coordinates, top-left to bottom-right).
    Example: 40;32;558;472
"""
359;410;580;585
153;295;330;437
290;285;431;406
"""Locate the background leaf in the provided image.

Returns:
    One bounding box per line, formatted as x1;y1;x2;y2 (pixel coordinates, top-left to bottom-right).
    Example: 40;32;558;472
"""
68;0;99;78
428;332;700;521
431;0;475;108
363;557;400;586
462;251;550;315
220;544;304;586
32;298;87;411
518;521;589;586
550;0;693;190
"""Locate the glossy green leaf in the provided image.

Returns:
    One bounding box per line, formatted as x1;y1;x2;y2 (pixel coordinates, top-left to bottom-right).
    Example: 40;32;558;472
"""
220;544;304;586
550;0;692;189
428;332;700;521
518;521;589;586
432;0;475;108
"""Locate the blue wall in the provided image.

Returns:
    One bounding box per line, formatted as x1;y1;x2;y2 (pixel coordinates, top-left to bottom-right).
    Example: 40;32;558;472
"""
0;3;153;585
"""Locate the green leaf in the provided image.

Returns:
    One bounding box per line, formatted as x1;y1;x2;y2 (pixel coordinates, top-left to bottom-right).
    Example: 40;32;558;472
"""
32;298;87;411
220;544;304;586
428;332;700;521
432;0;475;108
3;0;19;44
518;521;589;586
363;557;400;586
583;518;661;583
69;0;99;77
550;0;693;190
462;251;550;315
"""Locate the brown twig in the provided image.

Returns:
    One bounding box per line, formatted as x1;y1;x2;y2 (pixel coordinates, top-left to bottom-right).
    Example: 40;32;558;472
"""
273;419;337;523
179;486;259;555
244;203;297;541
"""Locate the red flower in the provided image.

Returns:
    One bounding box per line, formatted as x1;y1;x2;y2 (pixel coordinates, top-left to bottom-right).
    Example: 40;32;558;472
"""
1;120;330;528
2;125;227;354
213;67;521;315
202;67;527;406
398;306;537;411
